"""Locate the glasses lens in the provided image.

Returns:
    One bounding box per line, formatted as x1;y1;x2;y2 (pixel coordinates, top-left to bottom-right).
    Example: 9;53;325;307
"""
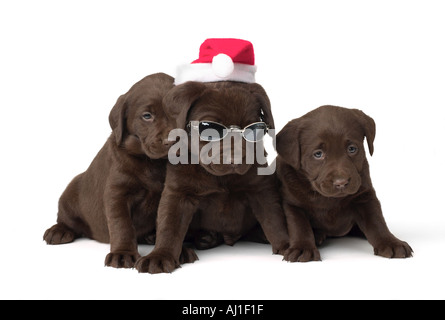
243;123;268;142
199;122;226;141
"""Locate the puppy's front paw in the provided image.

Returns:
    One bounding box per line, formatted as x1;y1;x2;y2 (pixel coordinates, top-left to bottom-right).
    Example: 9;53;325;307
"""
284;246;321;263
144;232;156;245
135;250;179;274
105;251;141;269
374;239;413;259
272;242;289;256
194;230;223;250
179;246;199;264
313;231;327;246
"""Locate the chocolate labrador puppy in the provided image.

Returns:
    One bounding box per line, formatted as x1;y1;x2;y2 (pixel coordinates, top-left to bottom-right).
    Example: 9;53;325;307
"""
134;81;289;273
276;105;413;262
43;73;198;268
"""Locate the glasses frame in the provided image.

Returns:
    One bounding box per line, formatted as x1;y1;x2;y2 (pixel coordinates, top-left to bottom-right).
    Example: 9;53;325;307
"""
187;121;269;142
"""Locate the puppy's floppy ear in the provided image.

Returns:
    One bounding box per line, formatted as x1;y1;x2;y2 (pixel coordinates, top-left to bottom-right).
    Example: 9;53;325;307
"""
276;119;301;169
109;94;127;146
163;81;206;129
352;109;376;156
248;83;275;129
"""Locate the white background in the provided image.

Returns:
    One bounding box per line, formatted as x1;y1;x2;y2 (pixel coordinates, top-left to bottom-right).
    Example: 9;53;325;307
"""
1;0;444;300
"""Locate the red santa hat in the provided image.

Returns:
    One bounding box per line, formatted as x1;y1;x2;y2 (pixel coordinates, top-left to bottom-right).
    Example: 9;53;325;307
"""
174;38;257;85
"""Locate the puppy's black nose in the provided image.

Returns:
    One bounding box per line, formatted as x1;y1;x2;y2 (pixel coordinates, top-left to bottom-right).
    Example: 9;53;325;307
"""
333;178;349;190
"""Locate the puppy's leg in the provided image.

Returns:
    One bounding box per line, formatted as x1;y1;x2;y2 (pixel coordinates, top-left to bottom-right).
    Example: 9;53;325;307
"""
282;203;321;262
135;188;198;274
355;196;413;259
248;192;289;256
103;186;140;269
43;177;86;245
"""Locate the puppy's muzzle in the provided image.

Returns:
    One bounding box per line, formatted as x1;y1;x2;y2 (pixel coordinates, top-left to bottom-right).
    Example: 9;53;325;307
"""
333;178;350;191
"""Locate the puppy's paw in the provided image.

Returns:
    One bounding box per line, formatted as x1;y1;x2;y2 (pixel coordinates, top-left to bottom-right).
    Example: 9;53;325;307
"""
144;232;156;245
135;250;179;274
194;230;223;250
43;223;76;245
374;239;413;259
272;245;289;256
271;239;289;256
179;246;199;264
314;231;327;246
105;251;141;269
284;246;321;263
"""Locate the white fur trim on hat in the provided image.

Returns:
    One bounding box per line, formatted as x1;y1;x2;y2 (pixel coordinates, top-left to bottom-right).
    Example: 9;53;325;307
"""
174;62;257;85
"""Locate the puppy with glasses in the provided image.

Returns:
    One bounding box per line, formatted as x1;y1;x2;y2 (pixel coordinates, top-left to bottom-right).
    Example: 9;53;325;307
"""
276;105;413;262
134;81;289;274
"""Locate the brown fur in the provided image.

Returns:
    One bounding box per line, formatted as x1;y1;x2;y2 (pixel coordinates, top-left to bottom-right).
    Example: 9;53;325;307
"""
276;105;413;262
134;81;289;273
43;73;198;268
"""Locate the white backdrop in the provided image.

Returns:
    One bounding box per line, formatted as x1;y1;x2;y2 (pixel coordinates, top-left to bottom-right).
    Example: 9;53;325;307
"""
1;0;444;300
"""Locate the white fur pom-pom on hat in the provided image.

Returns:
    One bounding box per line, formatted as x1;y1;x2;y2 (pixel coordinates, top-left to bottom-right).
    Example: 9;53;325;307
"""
174;38;257;85
212;53;235;78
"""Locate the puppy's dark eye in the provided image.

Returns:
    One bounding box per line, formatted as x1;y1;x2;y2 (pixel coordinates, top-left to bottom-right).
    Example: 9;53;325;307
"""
142;112;153;121
313;150;324;159
348;145;358;154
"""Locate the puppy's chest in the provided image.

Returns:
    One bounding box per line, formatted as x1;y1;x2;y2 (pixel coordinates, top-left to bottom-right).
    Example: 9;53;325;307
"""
137;166;166;192
308;206;355;236
199;186;249;215
196;187;254;233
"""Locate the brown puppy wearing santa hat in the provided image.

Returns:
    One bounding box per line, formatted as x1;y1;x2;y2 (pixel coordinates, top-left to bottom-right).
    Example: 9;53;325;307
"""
135;39;290;273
